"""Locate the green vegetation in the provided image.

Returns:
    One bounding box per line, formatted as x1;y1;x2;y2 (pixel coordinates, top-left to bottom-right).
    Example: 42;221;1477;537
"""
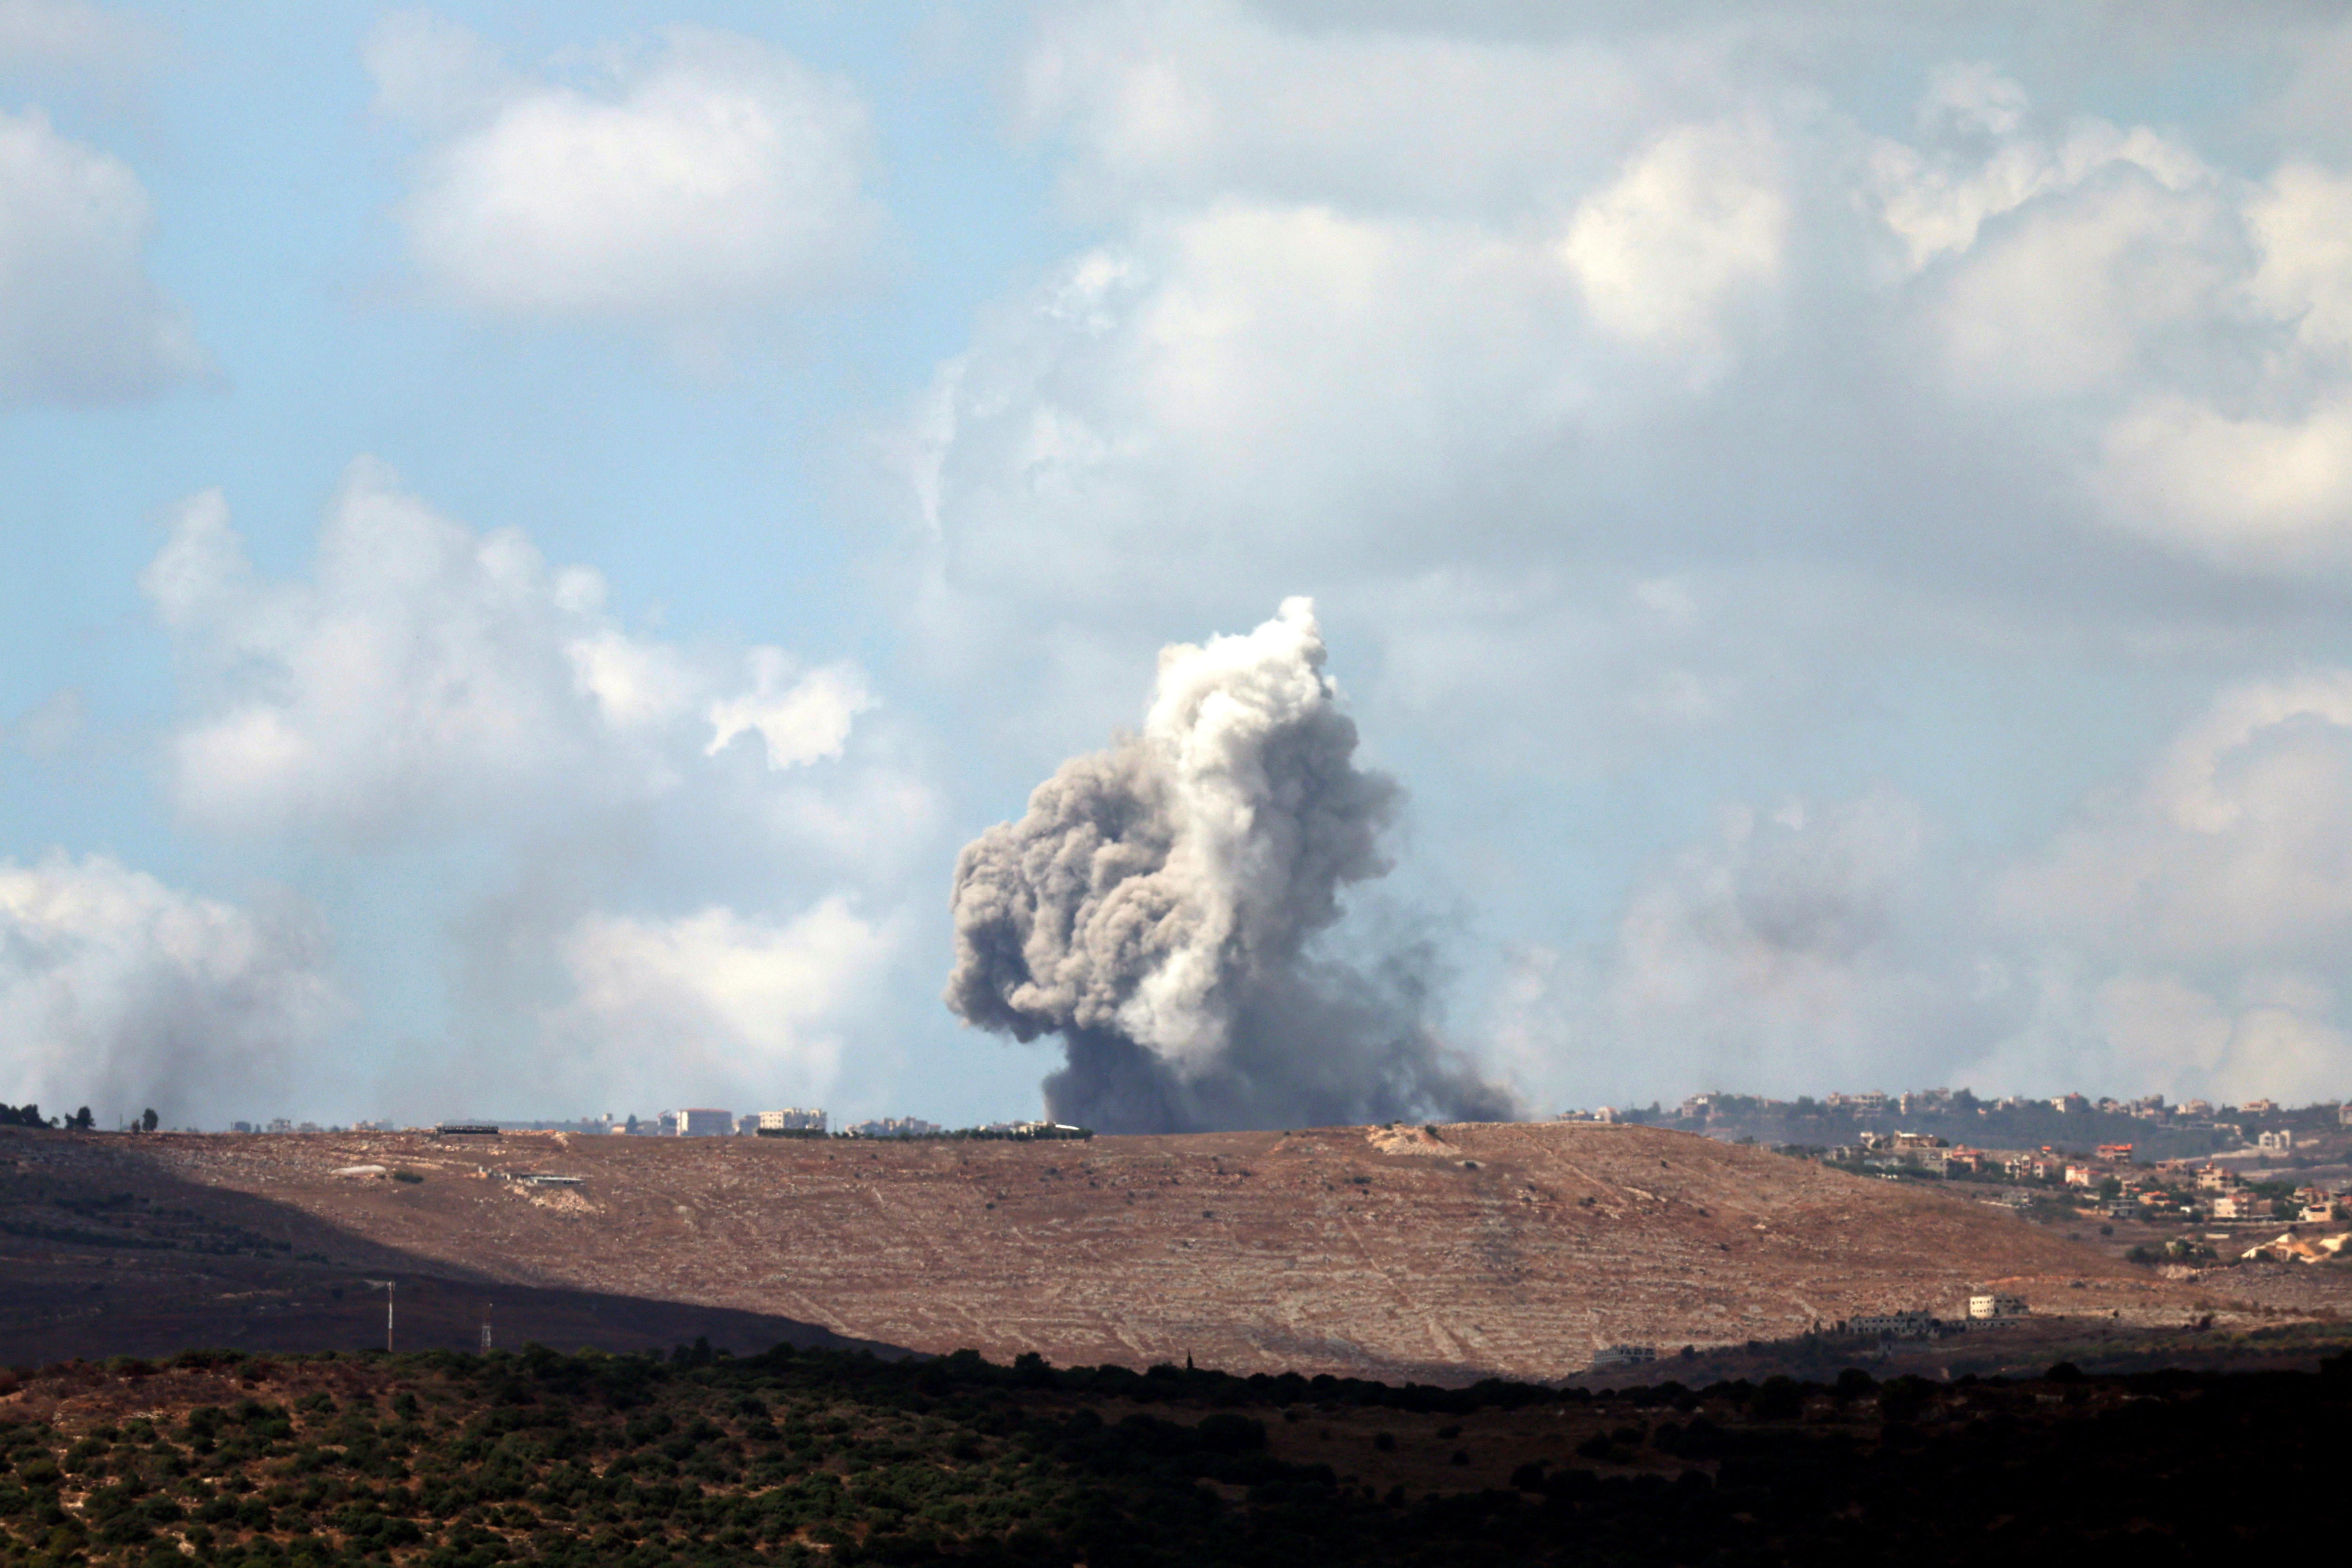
0;1345;2347;1563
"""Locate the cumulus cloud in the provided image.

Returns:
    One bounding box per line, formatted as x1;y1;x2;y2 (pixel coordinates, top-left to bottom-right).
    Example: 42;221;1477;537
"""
707;649;874;771
371;14;878;339
550;896;893;1112
1497;672;2352;1109
2094;394;2352;568
2004;672;2352;962
947;597;1513;1132
1560;118;1786;353
0;853;340;1126
135;460;929;1121
0;105;200;406
2008;667;2352;1103
142;459;875;845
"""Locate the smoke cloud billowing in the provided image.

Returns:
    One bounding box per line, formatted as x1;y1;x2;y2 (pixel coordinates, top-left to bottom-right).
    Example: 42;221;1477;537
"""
946;597;1515;1132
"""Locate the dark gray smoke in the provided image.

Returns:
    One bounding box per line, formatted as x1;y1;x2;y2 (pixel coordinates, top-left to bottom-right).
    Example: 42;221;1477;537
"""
946;597;1517;1133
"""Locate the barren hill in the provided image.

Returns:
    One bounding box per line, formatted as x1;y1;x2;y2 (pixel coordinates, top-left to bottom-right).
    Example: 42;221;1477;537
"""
12;1119;2234;1383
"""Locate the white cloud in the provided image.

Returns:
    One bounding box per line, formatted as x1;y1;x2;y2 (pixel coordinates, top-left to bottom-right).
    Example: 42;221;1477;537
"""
707;648;874;770
2004;671;2352;961
0;105;200;406
1931;173;2231;401
551;896;893;1108
0;852;341;1125
1560;118;1786;352
2246;162;2352;357
373;16;878;336
1017;0;1656;218
143;458;875;845
1866;78;2208;275
2093;393;2352;568
1503;672;2352;1107
137;460;937;1122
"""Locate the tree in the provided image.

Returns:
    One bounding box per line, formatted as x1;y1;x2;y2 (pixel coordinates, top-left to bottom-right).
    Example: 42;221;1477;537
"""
71;1106;95;1130
141;1107;159;1133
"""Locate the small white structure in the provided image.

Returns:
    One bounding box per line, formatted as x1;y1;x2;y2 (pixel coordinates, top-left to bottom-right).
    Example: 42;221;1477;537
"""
674;1107;734;1137
1592;1344;1658;1368
1967;1293;2027;1320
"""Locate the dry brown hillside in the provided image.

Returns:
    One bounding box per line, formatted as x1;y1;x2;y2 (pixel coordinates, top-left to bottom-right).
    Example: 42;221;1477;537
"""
8;1119;2236;1383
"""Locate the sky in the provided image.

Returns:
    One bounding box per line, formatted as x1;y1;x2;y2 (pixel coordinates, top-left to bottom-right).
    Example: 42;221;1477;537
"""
8;0;2352;1129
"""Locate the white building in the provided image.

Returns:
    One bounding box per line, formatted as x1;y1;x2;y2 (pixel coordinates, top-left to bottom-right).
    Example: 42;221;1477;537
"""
1967;1293;2028;1320
674;1107;734;1137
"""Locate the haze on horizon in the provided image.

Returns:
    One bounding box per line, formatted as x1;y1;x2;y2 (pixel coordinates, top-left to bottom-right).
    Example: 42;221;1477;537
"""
7;0;2352;1132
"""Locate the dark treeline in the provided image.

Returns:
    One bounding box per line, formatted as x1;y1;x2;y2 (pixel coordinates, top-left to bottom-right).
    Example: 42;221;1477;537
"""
1;1106;155;1132
2;1340;2349;1564
0;1105;88;1130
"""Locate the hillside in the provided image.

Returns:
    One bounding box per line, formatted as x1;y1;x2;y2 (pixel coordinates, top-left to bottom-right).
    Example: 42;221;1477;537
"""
5;1120;2249;1382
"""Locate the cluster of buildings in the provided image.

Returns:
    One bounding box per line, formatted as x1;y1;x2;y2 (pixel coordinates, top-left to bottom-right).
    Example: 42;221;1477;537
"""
1816;1131;2346;1226
223;1106;1092;1141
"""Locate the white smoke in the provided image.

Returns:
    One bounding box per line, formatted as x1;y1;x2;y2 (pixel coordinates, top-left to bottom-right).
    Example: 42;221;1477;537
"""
946;597;1514;1132
0;852;341;1125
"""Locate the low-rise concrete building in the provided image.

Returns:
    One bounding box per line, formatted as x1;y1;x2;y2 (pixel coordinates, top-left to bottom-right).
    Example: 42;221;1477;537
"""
1849;1312;1937;1340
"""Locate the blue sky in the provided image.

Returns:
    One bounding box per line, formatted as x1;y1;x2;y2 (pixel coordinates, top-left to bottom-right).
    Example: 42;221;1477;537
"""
8;0;2352;1129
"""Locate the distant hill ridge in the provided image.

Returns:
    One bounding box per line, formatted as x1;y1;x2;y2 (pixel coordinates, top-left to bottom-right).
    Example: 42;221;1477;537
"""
58;1119;2224;1384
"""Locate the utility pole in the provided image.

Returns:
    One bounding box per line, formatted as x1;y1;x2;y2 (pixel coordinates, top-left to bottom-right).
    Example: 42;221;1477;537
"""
364;1279;395;1352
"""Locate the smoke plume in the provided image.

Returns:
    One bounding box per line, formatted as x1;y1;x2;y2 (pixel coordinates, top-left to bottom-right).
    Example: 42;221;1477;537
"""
946;597;1515;1132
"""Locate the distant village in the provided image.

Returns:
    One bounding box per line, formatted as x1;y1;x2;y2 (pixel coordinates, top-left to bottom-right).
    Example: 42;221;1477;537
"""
1565;1088;2352;1274
214;1107;1094;1142
1572;1090;2352;1373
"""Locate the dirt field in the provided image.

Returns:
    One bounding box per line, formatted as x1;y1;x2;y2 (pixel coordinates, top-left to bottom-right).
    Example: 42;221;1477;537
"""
5;1120;2277;1382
